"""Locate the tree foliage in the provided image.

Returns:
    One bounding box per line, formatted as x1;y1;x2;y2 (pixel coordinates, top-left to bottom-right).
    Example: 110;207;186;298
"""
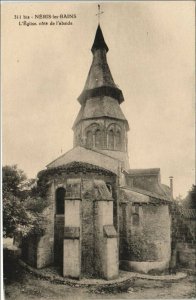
3;165;46;238
3;165;27;196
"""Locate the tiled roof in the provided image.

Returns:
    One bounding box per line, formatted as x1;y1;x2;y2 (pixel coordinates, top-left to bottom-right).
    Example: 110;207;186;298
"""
127;168;160;176
38;161;115;179
120;188;149;203
125;169;172;200
46;146;119;175
120;186;171;202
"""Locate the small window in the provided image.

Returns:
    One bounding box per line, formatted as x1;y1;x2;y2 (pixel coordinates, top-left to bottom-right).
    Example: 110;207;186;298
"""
56;187;65;214
95;129;102;149
132;213;139;226
116;130;121;150
86;130;93;149
135;204;139;213
108;129;114;150
106;183;112;195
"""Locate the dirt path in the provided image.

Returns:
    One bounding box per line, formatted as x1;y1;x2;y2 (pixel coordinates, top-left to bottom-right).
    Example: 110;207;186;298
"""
3;243;195;300
4;269;196;300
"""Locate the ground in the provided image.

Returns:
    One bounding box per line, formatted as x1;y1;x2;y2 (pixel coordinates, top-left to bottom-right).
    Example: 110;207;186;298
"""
3;239;196;300
4;268;196;300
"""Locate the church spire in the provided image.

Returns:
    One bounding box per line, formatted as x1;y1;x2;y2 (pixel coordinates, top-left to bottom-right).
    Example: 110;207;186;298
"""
91;25;109;53
77;24;124;105
73;20;129;168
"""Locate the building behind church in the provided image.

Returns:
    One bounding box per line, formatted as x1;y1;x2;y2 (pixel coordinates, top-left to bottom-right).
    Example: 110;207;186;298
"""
21;24;173;280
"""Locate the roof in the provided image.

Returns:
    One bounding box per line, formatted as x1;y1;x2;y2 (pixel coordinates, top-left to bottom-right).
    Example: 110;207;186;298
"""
77;25;124;104
120;186;171;202
91;25;109;53
46;146;119;175
73;96;128;129
125;168;172;200
127;168;160;176
39;161;116;178
120;188;149;204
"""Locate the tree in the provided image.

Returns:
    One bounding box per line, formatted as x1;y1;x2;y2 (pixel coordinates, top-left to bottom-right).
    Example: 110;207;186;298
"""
175;194;184;206
3;165;27;197
3;192;38;237
2;165;44;238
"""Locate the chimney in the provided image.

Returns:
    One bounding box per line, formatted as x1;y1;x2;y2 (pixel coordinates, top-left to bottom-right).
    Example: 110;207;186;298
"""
169;176;174;198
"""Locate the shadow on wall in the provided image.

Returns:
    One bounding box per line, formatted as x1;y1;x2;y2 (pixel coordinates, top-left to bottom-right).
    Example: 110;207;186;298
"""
3;242;24;284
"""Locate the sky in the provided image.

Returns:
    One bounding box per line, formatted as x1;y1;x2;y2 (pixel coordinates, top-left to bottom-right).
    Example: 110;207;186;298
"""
2;1;195;198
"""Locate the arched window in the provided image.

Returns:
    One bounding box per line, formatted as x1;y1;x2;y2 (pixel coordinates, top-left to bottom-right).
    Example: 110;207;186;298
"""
95;129;102;149
132;213;139;226
106;183;112;195
56;187;65;214
86;130;93;149
108;129;114;150
116;130;121;150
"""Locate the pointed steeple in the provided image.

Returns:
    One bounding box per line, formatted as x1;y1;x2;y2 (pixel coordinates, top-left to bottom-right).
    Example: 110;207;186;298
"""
73;23;130;169
77;25;124;105
91;25;109;53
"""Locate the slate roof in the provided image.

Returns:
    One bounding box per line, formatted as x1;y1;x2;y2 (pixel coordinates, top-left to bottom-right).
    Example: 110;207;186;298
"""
73;96;128;129
91;25;109;53
77;25;124;104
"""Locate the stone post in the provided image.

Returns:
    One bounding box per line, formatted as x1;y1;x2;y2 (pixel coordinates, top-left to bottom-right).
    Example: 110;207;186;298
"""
63;178;81;278
63;199;81;279
94;200;118;280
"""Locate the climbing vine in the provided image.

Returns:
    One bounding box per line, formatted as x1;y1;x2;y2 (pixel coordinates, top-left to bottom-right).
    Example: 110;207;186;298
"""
129;234;158;261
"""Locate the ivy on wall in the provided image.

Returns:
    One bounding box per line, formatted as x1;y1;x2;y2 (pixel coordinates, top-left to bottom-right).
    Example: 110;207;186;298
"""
129;234;158;261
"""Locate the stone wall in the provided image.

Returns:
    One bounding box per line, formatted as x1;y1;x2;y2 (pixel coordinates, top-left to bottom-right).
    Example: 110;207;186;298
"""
119;202;171;273
36;183;55;269
24;167;118;279
21;236;37;267
21;183;55;269
74;117;128;155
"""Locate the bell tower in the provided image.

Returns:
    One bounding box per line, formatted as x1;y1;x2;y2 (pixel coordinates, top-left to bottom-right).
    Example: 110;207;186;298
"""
73;25;130;169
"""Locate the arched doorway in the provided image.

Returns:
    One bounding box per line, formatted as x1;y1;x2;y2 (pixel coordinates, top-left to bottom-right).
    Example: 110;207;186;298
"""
54;187;66;271
56;187;65;214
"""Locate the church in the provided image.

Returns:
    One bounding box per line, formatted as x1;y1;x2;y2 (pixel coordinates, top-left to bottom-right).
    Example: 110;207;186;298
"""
21;24;172;280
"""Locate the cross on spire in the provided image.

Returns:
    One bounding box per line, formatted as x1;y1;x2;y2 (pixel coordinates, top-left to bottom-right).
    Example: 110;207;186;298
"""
96;4;104;24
